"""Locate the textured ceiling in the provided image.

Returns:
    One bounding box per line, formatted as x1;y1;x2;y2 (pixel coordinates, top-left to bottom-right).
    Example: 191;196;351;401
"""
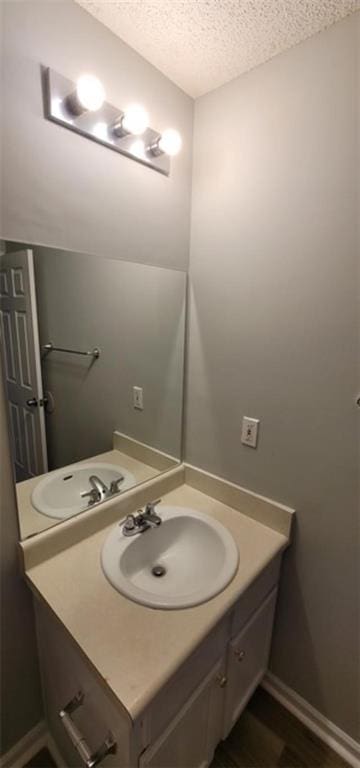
75;1;360;98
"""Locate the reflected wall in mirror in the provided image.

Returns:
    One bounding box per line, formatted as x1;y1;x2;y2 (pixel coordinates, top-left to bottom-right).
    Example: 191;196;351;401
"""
0;242;186;539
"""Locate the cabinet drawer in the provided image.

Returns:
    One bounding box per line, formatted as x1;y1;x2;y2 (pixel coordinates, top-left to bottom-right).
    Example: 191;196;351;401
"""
231;555;280;639
35;601;134;768
223;587;278;738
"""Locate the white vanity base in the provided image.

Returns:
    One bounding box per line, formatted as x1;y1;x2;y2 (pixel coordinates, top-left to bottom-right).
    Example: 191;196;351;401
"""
35;555;281;768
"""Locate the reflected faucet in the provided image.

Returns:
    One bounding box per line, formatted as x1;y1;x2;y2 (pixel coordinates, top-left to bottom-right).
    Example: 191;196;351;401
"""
81;473;125;505
89;474;108;500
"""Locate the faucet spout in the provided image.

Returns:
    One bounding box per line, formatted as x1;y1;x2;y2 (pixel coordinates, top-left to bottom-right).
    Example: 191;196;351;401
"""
89;474;109;500
81;473;125;506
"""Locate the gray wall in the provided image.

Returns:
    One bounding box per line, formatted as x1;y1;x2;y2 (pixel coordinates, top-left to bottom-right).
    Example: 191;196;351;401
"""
186;13;360;741
32;246;186;466
1;0;193;271
0;355;43;755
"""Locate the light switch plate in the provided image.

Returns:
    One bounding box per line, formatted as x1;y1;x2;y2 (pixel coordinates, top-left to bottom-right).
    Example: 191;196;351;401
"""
241;417;259;448
133;386;144;410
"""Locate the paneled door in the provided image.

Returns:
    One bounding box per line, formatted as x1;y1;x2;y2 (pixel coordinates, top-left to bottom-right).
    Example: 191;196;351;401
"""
0;249;47;481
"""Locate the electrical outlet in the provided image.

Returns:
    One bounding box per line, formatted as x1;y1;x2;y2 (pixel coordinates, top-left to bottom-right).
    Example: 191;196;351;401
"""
133;386;143;410
241;417;259;448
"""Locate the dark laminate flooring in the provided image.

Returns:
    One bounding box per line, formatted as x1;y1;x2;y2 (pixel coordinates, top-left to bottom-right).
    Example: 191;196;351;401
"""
211;689;350;768
23;747;57;768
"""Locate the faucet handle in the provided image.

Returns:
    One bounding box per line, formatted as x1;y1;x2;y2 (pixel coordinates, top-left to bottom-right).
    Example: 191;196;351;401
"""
80;488;100;505
144;499;162;514
110;475;124;494
123;513;136;532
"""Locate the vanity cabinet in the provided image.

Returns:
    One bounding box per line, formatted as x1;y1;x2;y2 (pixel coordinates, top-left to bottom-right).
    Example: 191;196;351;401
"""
35;555;281;768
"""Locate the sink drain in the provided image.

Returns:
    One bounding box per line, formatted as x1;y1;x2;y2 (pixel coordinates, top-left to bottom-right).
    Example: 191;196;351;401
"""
151;564;166;578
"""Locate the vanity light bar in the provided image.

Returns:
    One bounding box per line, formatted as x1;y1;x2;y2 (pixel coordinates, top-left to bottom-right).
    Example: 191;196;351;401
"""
42;68;182;176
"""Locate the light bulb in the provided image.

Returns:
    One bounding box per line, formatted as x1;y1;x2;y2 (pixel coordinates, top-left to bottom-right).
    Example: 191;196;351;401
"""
122;104;149;136
76;75;105;112
158;128;182;156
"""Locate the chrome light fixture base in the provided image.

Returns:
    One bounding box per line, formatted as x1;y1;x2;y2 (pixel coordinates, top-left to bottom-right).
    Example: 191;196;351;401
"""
42;67;170;176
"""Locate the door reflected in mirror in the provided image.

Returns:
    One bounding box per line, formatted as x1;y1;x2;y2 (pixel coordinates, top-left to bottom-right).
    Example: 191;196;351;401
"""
0;243;186;539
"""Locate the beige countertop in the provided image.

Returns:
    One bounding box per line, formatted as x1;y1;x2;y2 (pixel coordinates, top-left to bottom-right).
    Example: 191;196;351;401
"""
25;480;289;722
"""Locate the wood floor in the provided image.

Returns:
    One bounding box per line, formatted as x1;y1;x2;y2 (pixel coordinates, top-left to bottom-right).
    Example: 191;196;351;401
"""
211;688;350;768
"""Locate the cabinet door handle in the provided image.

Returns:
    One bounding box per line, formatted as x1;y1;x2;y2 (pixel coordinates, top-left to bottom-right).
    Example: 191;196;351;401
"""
216;674;228;688
59;691;117;767
235;649;246;661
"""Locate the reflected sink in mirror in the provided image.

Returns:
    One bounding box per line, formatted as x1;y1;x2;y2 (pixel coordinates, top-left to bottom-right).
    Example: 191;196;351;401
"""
31;462;135;519
101;506;239;609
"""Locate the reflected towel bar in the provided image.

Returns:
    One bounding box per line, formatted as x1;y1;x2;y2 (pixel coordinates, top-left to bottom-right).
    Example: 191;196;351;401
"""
42;343;100;359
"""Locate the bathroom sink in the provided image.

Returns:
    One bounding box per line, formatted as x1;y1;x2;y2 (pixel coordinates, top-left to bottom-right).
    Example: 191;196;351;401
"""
101;506;239;609
31;462;136;519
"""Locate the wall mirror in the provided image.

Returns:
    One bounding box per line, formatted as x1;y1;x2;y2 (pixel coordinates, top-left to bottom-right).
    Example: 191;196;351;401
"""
0;242;186;540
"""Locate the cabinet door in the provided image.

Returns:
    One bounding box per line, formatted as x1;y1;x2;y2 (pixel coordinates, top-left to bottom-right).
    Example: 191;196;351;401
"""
223;588;278;739
145;618;229;746
140;658;226;768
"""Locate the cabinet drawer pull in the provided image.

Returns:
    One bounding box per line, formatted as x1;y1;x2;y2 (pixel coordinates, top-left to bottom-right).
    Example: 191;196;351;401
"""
216;674;228;688
235;649;245;661
59;691;117;767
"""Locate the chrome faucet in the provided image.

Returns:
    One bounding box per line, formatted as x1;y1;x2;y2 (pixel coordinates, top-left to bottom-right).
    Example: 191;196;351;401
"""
81;473;125;505
89;475;108;500
122;500;162;536
109;477;124;494
143;501;162;525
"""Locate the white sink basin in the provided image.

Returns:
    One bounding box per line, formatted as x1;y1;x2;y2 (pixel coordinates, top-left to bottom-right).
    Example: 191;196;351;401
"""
31;462;136;519
101;506;239;609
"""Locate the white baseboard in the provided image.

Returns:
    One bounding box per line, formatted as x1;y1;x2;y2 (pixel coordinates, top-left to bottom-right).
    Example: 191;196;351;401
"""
262;672;360;768
0;721;47;768
45;735;65;768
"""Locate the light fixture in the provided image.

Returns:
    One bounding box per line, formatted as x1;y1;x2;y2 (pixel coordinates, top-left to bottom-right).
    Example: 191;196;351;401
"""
130;139;146;160
150;128;182;157
112;104;149;138
65;74;105;116
93;122;109;141
45;67;179;174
